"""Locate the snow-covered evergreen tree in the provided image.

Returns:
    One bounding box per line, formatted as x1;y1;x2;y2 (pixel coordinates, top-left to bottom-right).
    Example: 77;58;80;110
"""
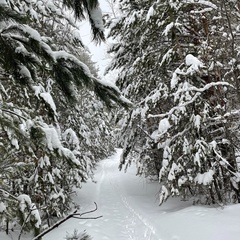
107;0;240;204
0;0;129;237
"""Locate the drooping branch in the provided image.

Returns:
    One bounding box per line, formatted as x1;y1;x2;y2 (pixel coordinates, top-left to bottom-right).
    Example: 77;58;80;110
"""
1;109;28;121
0;189;18;201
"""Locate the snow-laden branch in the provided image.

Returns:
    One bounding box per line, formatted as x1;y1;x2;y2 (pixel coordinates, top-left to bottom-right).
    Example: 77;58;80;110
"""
148;91;201;119
205;109;240;124
148;81;234;119
182;0;218;9
173;81;234;95
0;189;18;201
1;109;28;120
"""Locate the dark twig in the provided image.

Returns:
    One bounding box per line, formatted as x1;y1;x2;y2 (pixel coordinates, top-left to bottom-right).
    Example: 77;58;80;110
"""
32;202;102;240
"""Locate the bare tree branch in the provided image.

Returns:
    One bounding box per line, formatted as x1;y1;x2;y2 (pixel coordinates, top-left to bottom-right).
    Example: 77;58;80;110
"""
32;202;102;240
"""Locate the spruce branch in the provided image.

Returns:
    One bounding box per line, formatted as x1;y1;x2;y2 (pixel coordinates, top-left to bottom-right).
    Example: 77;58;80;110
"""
0;189;18;201
1;109;28;121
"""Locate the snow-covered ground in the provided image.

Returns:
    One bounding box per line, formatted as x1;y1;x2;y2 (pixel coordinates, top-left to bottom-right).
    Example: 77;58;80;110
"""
2;148;240;240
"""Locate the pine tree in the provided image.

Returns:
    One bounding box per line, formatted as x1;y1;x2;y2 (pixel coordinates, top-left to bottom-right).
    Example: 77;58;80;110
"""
107;0;240;204
0;0;130;237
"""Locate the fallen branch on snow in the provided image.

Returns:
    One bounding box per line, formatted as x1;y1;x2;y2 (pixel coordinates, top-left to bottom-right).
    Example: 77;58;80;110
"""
32;202;102;240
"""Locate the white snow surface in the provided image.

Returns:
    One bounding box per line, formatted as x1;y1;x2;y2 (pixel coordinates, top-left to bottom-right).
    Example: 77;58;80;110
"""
45;149;240;240
146;6;155;22
158;118;171;134
0;202;6;213
1;149;240;240
185;54;204;72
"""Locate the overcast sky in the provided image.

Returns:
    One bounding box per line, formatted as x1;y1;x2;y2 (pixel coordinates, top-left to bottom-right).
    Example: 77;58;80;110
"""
80;0;113;77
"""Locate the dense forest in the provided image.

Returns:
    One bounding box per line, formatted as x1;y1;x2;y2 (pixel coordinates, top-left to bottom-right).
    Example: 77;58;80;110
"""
0;0;240;239
0;0;129;238
107;0;240;206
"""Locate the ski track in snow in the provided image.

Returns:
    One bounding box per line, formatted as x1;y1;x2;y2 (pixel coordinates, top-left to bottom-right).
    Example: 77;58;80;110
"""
90;149;162;240
120;195;157;240
39;148;240;240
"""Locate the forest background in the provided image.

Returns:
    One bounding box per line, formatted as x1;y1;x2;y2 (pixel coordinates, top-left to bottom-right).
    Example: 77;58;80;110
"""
0;0;240;239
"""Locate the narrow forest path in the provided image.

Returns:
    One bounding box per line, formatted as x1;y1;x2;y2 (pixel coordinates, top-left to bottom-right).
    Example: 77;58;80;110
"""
76;149;164;240
44;149;240;240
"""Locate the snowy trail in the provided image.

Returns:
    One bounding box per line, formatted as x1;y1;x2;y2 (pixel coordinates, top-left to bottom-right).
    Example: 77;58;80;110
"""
87;149;162;240
43;149;240;240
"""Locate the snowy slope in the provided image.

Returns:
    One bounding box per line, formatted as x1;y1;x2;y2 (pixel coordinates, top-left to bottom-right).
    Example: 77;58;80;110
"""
2;149;240;240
